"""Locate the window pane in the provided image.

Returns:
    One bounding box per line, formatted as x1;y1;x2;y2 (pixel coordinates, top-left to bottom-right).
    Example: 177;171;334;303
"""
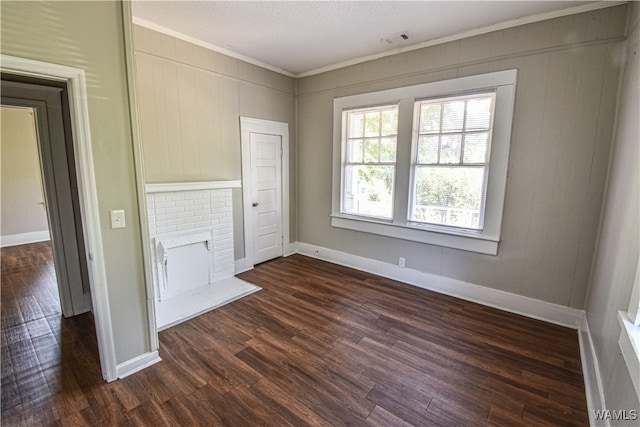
349;112;364;137
442;101;465;131
440;134;462;164
365;111;380;137
344;165;394;218
412;166;485;229
465;97;493;130
380;137;396;162
418;135;439;164
381;109;398;136
365;139;379;163
420;104;441;133
463;133;488;164
348;139;364;163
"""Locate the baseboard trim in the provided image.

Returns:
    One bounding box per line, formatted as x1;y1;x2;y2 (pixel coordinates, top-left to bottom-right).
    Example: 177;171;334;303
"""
234;258;252;274
0;230;50;248
295;241;584;329
235;243;300;274
283;242;297;257
579;317;608;427
116;351;161;379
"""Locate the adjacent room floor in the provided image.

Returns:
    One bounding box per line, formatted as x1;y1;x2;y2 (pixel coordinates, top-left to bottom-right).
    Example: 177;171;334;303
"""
1;243;589;426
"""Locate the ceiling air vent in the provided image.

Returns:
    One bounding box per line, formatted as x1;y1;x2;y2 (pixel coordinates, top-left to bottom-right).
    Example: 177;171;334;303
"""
381;32;409;45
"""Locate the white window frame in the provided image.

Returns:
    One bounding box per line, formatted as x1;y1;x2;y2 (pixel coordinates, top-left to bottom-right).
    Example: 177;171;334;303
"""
618;254;640;403
341;104;399;220
408;91;497;232
331;70;517;255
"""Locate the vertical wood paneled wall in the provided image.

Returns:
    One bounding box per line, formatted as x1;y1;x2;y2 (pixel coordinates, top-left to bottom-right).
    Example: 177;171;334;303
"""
295;5;628;309
133;25;297;257
584;1;640;415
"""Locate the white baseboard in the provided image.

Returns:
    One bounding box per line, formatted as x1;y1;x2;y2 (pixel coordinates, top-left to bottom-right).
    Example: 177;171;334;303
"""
234;242;299;274
1;230;50;248
295;241;584;329
284;242;297;257
235;257;252;274
116;351;161;379
579;317;608;427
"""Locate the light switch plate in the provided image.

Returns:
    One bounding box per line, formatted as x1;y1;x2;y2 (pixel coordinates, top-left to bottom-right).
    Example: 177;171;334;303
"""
110;209;126;229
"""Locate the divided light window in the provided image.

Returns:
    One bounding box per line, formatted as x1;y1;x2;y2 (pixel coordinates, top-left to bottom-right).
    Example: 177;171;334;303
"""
331;70;517;255
410;92;496;230
342;105;398;219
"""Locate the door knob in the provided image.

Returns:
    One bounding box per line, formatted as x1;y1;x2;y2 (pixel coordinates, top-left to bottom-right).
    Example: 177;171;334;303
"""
252;202;259;207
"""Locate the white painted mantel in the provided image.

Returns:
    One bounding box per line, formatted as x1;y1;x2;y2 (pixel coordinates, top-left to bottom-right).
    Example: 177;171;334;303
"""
146;180;241;194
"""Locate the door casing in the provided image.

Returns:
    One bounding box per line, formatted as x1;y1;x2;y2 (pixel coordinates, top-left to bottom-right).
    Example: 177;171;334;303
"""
1;54;118;382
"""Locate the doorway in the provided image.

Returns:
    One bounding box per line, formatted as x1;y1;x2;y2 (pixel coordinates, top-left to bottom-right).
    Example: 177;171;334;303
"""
0;106;50;247
1;79;92;317
1;54;118;382
240;117;290;268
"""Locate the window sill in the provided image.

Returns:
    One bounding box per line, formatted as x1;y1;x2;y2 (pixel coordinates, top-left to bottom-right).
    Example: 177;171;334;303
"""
618;311;640;403
331;214;499;255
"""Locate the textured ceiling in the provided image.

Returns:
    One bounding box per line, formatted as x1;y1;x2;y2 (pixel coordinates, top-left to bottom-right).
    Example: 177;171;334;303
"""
132;1;599;76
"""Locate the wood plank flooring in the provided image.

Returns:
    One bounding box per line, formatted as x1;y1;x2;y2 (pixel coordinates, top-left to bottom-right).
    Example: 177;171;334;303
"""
1;243;589;426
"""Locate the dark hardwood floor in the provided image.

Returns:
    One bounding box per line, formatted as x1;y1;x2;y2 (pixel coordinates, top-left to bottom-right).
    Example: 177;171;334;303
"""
1;243;588;426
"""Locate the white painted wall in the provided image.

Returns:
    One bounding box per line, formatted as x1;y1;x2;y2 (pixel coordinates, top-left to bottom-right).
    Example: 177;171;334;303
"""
0;106;50;246
585;2;640;422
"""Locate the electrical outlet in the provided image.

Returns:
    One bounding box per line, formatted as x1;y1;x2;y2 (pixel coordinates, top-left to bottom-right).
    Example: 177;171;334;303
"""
110;209;126;229
399;257;406;268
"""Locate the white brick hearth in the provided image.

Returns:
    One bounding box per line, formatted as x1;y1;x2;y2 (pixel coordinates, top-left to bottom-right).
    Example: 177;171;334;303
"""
145;181;260;329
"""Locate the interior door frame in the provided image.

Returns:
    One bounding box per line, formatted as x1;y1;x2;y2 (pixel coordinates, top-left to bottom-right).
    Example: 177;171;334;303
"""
1;87;92;317
1;54;118;381
240;117;290;270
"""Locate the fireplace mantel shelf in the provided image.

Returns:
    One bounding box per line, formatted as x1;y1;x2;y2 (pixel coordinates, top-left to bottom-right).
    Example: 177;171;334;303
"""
146;181;241;193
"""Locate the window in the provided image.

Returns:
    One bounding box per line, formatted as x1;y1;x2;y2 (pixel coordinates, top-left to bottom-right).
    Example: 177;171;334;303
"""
410;92;496;231
618;255;640;403
332;70;517;255
343;105;398;219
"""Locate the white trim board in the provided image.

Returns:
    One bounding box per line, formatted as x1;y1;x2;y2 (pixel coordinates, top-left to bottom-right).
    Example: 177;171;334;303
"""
618;311;640;404
580;317;609;427
0;230;50;248
132;17;295;78
296;1;627;78
122;0;160;372
295;241;585;329
1;54;118;381
116;350;161;379
235;257;252;275
134;2;623;79
146;181;241;193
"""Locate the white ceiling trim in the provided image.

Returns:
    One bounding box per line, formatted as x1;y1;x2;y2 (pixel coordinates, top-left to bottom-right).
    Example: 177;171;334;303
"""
133;1;626;79
132;16;296;78
297;0;627;78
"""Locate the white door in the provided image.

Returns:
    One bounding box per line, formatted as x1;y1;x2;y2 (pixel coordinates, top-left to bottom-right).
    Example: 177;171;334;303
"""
250;132;283;264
